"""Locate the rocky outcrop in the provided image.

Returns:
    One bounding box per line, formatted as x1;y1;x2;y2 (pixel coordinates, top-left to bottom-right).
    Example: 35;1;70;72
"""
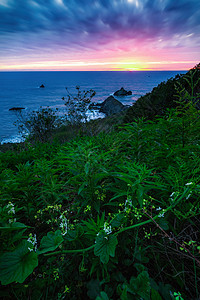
99;96;126;116
9;107;25;111
114;87;132;96
40;84;45;88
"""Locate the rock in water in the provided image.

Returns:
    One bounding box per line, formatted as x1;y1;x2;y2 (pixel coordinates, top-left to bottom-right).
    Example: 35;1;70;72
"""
114;87;132;96
9;107;25;111
99;96;125;116
40;84;45;88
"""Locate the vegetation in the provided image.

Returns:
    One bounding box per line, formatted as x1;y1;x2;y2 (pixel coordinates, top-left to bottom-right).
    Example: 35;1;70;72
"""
124;64;200;122
0;70;200;299
62;85;96;125
14;107;61;142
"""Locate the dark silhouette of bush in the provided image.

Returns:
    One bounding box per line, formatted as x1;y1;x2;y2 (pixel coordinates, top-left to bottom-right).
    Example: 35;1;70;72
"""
15;107;60;142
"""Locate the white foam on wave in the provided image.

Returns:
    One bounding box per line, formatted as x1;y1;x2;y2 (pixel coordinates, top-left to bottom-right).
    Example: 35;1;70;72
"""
0;135;25;145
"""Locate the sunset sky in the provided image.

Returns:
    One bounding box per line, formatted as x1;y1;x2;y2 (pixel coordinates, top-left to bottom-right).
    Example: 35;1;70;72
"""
0;0;199;71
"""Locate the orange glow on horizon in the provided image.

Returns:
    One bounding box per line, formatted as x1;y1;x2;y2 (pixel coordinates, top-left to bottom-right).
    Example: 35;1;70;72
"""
0;59;196;71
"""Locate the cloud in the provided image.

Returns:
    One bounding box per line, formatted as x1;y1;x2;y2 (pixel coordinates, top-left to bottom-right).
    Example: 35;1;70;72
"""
0;0;199;63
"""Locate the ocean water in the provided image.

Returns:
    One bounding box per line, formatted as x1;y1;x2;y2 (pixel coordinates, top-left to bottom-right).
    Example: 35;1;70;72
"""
0;70;186;144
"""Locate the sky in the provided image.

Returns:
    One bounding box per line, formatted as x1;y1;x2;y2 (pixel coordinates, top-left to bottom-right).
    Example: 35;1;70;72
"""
0;0;199;71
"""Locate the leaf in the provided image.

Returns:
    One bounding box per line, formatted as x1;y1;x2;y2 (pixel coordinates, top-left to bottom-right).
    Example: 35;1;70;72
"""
37;230;63;254
151;288;163;300
137;185;144;207
0;222;27;232
96;291;109;300
64;229;78;242
85;161;90;175
0;240;38;285
129;271;150;299
111;213;125;228
94;233;118;264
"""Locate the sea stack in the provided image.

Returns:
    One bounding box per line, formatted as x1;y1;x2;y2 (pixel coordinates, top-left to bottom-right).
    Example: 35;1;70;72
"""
114;87;132;96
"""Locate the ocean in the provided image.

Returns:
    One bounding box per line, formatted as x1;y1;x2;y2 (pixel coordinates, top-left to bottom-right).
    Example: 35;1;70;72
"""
0;70;186;144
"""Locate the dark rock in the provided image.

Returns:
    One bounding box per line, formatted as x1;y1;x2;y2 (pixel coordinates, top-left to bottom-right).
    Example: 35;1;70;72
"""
9;107;25;111
114;87;132;96
99;96;126;116
40;84;45;88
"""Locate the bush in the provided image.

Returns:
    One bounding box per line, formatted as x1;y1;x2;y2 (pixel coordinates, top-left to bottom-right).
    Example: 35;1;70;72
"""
62;86;96;125
15;107;61;142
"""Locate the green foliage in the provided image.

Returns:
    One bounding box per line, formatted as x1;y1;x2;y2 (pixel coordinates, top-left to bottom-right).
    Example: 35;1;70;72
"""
0;70;200;298
94;233;118;264
15;107;61;142
124;67;200;122
37;230;64;254
0;240;38;285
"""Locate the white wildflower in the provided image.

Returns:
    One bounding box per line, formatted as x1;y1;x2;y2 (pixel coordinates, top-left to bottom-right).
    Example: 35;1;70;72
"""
124;198;132;212
6;202;15;215
156;207;162;211
27;233;37;252
59;214;68;236
185;182;193;186
170;192;175;198
103;222;112;235
158;212;165;218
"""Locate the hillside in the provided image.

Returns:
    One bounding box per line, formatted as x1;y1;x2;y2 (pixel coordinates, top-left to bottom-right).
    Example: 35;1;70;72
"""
124;63;200;122
0;67;200;299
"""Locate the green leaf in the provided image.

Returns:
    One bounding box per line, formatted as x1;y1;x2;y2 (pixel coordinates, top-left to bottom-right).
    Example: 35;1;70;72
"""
64;229;78;242
85;161;90;175
0;240;38;285
38;230;63;254
129;271;150;299
96;291;109;300
137;185;144;207
0;222;27;232
111;213;125;228
151;288;162;300
94;233;118;264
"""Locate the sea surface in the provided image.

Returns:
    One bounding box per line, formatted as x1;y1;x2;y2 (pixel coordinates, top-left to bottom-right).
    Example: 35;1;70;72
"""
0;70;186;144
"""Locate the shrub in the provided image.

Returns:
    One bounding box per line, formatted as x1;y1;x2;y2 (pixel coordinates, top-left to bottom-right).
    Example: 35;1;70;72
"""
62;86;96;125
15;107;61;142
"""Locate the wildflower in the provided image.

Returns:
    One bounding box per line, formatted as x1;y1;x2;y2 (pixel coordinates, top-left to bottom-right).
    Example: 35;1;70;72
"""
27;233;37;252
6;202;15;215
124;197;132;212
156;207;162;211
103;222;112;235
59;214;68;236
185;182;193;186
158;212;165;218
170;192;175;198
9;218;16;223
